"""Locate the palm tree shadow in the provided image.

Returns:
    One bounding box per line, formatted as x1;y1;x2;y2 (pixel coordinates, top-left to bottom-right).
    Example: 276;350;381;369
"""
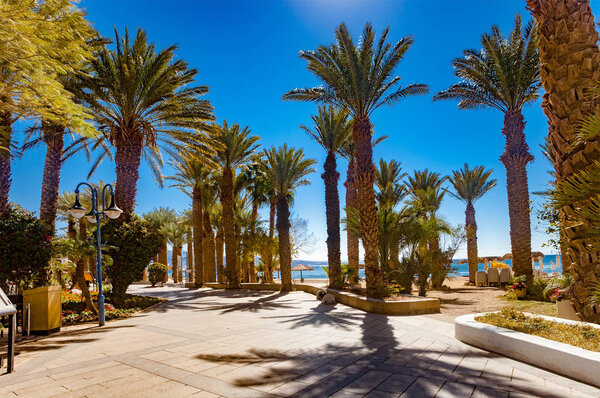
193;291;295;314
264;303;363;329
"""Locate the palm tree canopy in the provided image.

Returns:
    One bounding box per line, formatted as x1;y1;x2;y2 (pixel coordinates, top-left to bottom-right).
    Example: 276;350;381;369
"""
80;27;215;186
406;169;446;193
283;23;429;118
300;105;352;154
211;120;260;170
433;14;540;112
338;134;387;161
375;159;407;208
167;147;218;196
447;163;497;205
260;144;316;197
143;207;178;232
161;221;188;247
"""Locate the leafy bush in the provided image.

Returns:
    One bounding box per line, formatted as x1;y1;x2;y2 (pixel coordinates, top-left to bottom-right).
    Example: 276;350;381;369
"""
102;217;161;306
543;273;574;300
0;206;54;290
148;263;167;287
529;278;549;301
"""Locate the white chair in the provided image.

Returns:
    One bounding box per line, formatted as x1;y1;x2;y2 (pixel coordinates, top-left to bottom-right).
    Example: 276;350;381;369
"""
475;271;488;287
487;268;500;286
499;268;511;285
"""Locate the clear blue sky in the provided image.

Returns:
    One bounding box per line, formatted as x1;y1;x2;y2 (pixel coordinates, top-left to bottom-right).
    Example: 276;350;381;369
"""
12;0;592;260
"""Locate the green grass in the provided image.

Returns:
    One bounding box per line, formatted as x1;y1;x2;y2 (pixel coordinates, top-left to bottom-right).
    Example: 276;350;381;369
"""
476;308;600;352
500;291;557;317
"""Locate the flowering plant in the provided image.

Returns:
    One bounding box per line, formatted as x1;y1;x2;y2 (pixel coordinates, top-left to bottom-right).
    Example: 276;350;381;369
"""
512;281;527;291
551;288;569;302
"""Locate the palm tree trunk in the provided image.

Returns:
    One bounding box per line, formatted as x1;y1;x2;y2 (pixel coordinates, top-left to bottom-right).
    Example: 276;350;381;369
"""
323;151;342;289
277;194;293;291
0;111;12;214
159;240;168;282
39;123;64;231
465;202;478;284
216;226;224;283
345;158;360;284
203;210;216;282
172;247;179;283
187;237;194;282
500;110;533;286
114;137;143;220
221;168;240;288
265;197;276;283
193;187;204;287
429;237;444;288
528;0;600;322
353;118;384;298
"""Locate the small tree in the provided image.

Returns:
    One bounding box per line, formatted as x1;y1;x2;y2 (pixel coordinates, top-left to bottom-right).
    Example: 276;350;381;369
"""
102;217;161;306
0;206;53;291
148;263;167;287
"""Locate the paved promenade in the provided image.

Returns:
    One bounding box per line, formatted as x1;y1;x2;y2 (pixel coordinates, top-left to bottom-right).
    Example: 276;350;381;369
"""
1;286;598;397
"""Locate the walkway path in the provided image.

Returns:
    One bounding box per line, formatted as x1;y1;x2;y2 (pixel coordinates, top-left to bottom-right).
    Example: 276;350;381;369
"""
1;286;598;397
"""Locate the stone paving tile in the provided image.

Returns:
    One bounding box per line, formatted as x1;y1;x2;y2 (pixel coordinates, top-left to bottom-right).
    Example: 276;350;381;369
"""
1;286;599;398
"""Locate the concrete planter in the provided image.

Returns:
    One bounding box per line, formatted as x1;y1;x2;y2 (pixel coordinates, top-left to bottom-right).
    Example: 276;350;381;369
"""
455;312;600;387
22;285;62;334
203;282;440;315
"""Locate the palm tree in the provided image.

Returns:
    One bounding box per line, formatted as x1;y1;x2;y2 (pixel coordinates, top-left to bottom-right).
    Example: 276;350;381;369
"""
406;170;448;288
167;149;218;287
260;145;316;291
143;207;178;279
161;221;188;283
434;15;540;284
527;0;600;323
301;106;352;288
284;23;428;298
447;164;497;284
81;28;214;219
212;121;260;288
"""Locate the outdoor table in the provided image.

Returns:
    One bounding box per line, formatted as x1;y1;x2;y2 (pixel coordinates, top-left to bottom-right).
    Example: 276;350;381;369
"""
0;287;17;373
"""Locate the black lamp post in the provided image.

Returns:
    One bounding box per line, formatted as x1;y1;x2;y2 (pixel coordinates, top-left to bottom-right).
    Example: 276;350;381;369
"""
68;183;122;326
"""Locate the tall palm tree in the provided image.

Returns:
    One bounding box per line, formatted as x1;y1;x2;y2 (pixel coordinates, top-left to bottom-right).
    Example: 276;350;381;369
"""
447;164;496;284
284;23;428;298
161;221;188;283
527;0;600;322
260;145;316;291
81;28;214;219
434;15;540;284
167;149;218;287
212;121;260;288
301;106;352;288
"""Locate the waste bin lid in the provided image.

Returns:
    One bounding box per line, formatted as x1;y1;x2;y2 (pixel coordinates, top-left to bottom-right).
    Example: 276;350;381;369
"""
0;287;17;316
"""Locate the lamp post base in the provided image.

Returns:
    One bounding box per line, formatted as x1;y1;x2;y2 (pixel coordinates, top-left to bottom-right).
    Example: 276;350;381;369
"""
97;294;106;326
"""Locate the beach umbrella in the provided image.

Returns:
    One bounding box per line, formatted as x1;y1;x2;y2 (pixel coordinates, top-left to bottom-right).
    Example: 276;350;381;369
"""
502;253;512;260
538;256;544;271
531;258;536;270
292;264;314;281
550;260;555;271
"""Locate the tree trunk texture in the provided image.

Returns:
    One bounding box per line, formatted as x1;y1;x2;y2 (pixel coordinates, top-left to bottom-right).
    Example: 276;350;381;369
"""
221;168;240;288
203;210;216;282
352;118;384;298
0;111;12;214
277;194;293;291
264;197;276;284
500;110;534;285
39;123;64;231
344;158;360;284
187;238;194;282
527;0;600;322
323;152;342;289
172;246;179;283
216;227;224;283
193;187;204;287
114;137;143;221
159;241;168;282
429;237;444;288
465;202;479;284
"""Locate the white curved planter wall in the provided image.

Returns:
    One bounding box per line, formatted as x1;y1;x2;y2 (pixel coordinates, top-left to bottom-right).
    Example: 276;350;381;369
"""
455;313;600;388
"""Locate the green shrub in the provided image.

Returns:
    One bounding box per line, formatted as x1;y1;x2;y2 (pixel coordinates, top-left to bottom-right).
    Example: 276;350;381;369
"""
528;278;549;302
0;206;54;290
148;263;167;287
102;217;161;306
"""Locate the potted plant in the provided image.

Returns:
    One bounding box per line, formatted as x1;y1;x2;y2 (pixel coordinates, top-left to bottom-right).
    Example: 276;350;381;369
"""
0;207;61;334
512;281;527;300
552;288;580;321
